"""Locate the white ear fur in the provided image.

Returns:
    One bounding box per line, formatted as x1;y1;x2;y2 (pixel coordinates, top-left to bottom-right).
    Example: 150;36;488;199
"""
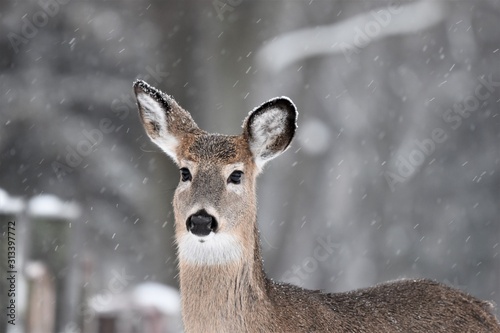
135;90;179;161
134;80;200;164
245;97;297;170
248;107;287;168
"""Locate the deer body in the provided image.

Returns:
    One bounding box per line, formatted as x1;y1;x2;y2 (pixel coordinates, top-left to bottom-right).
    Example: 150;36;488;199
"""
134;80;500;333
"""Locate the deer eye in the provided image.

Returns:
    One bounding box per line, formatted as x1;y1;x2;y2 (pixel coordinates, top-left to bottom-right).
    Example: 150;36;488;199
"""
228;170;243;184
180;168;192;182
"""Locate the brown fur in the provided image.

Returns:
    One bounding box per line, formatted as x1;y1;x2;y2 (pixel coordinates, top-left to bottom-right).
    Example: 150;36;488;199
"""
133;80;500;333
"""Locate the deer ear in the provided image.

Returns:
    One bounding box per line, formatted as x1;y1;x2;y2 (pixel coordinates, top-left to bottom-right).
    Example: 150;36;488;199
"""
243;97;297;170
133;80;200;163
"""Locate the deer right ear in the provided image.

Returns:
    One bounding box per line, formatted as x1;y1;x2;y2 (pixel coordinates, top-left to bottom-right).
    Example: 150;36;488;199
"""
133;80;200;163
243;97;297;170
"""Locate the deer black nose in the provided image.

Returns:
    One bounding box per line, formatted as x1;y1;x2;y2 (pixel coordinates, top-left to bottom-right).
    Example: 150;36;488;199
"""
187;210;218;236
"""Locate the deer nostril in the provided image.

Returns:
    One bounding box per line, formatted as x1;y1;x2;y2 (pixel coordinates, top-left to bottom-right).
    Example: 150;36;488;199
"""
186;210;218;236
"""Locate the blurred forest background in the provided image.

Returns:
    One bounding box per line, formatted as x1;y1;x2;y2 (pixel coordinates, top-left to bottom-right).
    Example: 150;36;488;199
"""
1;0;499;332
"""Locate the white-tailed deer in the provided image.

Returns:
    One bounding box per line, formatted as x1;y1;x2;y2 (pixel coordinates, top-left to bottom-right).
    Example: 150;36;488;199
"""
133;80;500;333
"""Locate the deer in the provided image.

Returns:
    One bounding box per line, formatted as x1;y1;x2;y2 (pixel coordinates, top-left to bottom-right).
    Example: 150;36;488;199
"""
133;79;500;333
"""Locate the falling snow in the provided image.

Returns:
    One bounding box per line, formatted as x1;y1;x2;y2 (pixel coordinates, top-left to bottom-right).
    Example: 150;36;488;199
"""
0;1;499;332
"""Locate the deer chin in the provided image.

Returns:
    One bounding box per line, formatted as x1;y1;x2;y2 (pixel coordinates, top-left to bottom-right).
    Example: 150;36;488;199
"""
177;232;243;266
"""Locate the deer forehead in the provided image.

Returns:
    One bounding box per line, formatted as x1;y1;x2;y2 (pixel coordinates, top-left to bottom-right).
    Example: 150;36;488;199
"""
178;133;253;165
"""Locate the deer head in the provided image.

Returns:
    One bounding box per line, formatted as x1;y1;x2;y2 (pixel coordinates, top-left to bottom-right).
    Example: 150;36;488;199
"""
133;80;297;267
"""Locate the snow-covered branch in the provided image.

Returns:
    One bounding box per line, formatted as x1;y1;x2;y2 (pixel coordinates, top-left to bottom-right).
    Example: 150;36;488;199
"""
257;1;449;71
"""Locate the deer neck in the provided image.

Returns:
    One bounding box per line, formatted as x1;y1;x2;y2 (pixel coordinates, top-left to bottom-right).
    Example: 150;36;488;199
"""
178;223;271;332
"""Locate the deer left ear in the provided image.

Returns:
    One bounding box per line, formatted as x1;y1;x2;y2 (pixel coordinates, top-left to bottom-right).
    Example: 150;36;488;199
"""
133;80;201;163
243;97;297;170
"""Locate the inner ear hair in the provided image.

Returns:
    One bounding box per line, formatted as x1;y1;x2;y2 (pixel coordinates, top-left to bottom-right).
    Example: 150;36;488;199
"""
244;97;298;167
133;80;202;161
